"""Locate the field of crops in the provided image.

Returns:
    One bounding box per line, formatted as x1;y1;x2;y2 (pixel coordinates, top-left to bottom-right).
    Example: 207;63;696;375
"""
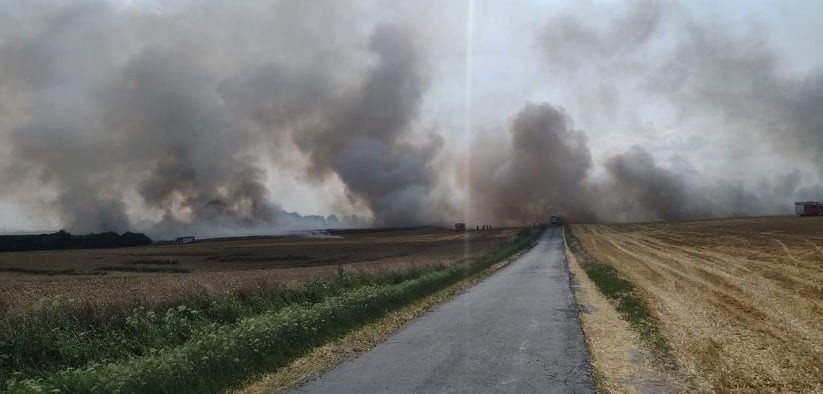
0;226;533;392
572;217;823;392
0;227;514;316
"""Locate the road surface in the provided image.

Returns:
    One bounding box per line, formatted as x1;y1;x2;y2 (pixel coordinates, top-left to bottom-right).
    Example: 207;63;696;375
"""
292;226;592;393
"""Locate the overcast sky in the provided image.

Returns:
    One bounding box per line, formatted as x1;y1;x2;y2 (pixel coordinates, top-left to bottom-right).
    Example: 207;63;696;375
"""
1;0;821;235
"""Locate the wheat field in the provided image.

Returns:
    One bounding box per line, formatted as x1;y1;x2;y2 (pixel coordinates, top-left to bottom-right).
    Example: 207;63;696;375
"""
0;228;515;317
573;217;823;392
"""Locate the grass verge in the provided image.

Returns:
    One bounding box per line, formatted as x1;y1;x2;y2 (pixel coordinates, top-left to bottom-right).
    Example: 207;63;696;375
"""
237;236;533;393
564;225;676;371
4;227;543;393
0;267;441;383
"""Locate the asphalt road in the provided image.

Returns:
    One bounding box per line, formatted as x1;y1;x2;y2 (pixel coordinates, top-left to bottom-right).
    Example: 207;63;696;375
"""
292;226;593;393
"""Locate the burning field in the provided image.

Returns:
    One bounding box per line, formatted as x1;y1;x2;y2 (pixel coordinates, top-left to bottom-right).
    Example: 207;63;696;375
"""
571;216;823;392
0;227;515;317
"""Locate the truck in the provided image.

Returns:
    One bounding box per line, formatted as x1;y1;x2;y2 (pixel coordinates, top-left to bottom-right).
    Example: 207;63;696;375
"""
454;222;466;232
795;202;823;216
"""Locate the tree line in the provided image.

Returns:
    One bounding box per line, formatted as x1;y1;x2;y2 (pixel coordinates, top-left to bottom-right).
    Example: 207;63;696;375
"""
0;231;152;252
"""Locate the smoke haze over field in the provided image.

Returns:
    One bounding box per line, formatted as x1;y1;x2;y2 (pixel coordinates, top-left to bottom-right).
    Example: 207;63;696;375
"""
469;103;595;224
0;0;821;236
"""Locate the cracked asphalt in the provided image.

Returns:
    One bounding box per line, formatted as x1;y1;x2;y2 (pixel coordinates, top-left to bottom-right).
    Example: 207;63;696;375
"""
292;226;593;393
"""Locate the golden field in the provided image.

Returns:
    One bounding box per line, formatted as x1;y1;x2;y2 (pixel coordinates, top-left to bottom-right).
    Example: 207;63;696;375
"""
0;227;515;317
572;217;823;392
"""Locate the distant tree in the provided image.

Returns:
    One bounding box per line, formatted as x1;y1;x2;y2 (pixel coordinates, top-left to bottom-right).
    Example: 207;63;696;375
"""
121;232;152;246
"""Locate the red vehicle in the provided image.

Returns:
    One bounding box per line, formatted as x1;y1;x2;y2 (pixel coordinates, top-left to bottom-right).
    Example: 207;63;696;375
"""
795;202;823;216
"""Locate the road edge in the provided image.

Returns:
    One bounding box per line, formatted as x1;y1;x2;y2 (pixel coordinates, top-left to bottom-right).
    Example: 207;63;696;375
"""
236;238;540;394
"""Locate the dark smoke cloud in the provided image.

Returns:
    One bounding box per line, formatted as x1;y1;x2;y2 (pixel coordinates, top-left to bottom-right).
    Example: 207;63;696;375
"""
294;24;449;226
470;103;595;225
0;1;447;236
0;2;289;236
600;146;804;221
468;99;807;224
602;146;710;221
1;0;820;234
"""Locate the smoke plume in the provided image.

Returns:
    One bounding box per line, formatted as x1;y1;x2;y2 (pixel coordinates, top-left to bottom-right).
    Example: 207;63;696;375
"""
470;103;595;225
531;0;823;222
0;0;821;235
294;24;448;226
0;1;447;236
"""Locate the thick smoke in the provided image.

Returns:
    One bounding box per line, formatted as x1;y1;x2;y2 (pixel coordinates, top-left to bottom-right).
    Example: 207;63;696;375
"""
654;23;823;174
1;1;821;234
599;146;806;221
531;0;823;222
294;24;448;226
470;103;595;225
103;47;282;235
0;2;297;236
602;147;710;221
470;101;806;224
0;1;446;236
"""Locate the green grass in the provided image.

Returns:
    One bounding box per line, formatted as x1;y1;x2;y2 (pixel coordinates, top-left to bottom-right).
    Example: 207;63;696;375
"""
2;227;544;393
579;263;633;298
564;225;676;370
0;266;441;383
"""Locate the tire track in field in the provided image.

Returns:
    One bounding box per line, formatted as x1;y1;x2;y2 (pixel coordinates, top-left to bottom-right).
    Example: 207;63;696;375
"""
574;221;823;392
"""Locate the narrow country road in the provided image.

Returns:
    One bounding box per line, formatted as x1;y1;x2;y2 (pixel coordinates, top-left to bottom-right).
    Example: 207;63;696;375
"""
292;226;593;393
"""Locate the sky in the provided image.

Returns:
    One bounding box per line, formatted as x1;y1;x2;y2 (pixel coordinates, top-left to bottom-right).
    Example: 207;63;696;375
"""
0;0;821;236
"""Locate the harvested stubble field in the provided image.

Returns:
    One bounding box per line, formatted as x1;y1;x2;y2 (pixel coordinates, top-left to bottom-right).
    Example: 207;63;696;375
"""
0;227;515;317
572;217;823;392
